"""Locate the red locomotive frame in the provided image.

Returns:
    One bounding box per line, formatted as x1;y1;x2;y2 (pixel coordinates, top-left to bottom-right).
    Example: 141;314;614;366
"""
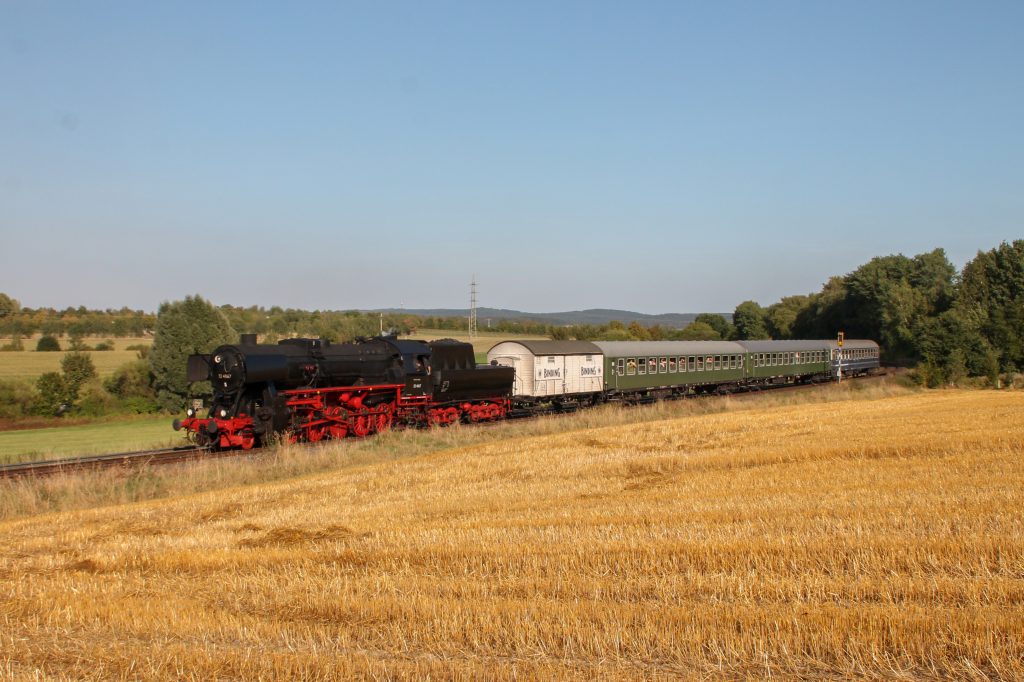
179;383;511;450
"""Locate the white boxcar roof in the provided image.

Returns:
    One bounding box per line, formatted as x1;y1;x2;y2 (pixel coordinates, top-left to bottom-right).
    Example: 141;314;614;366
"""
592;341;747;357
487;340;602;356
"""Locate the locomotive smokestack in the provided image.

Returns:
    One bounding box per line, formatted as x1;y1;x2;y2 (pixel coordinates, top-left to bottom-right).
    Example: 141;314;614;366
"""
240;334;257;345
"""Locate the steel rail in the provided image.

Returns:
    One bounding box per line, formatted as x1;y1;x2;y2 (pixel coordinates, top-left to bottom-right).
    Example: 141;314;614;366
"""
0;445;220;480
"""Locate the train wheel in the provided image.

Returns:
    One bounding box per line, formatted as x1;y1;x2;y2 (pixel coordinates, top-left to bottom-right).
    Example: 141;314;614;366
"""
307;425;326;443
324;407;348;440
352;412;372;437
238;429;256;450
376;410;392;433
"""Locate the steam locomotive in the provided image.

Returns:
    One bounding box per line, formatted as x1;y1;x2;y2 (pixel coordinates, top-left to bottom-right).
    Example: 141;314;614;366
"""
174;334;514;449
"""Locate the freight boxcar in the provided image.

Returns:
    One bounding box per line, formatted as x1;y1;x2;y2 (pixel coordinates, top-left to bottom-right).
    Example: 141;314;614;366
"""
487;340;604;404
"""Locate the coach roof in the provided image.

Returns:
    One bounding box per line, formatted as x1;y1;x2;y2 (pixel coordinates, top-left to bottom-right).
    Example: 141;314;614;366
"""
592;341;746;356
735;340;831;352
826;339;879;350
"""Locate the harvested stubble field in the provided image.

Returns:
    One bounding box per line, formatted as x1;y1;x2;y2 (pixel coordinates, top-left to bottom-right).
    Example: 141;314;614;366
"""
1;387;1022;680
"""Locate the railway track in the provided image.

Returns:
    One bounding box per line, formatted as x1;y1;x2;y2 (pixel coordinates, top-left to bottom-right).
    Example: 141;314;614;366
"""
0;445;219;480
0;371;888;481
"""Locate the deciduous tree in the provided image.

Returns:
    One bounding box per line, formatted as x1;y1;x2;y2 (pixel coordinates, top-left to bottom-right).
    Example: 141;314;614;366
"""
150;295;236;411
694;313;734;340
732;301;770;340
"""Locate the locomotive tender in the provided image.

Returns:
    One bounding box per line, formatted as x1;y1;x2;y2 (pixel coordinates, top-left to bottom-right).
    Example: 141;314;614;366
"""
175;334;879;449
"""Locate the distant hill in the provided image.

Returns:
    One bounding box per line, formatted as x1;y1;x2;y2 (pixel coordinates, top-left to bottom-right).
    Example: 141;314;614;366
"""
370;308;730;328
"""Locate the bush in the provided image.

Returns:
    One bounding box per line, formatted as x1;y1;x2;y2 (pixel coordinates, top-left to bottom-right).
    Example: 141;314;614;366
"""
126;343;150;359
93;339;115;351
102;358;160;414
61;352;98;402
75;379;118;417
1;335;24;351
33;372;71;416
119;395;161;414
36;335;62;352
912;360;940;388
0;379;35;419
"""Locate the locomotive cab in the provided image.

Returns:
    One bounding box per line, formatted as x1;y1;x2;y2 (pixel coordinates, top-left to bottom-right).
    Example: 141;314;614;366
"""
379;337;432;397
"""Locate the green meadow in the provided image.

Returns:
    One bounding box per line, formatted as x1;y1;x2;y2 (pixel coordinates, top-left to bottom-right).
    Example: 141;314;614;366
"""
0;417;183;465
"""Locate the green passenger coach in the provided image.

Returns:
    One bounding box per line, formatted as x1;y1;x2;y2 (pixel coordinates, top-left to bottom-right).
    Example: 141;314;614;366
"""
592;341;748;397
734;340;832;385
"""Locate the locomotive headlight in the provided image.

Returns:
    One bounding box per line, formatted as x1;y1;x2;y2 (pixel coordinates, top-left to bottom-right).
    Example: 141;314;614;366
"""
214;355;222;364
219;409;228;418
187;408;195;417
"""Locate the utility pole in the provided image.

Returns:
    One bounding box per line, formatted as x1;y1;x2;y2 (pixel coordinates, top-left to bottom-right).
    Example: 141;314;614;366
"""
469;275;478;340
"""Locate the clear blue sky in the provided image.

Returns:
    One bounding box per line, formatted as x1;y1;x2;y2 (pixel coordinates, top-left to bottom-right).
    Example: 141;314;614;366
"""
2;1;1021;314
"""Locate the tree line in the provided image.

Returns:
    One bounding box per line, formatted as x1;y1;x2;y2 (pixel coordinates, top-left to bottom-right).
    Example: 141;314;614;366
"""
0;239;1020;419
0;300;155;342
728;241;1023;385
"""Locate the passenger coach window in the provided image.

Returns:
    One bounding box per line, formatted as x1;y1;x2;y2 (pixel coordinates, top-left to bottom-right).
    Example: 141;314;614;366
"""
659;358;668;373
616;359;624;376
627;358;637;375
669;357;677;372
713;355;721;370
638;358;646;374
688;356;695;371
697;356;704;371
649;357;657;373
